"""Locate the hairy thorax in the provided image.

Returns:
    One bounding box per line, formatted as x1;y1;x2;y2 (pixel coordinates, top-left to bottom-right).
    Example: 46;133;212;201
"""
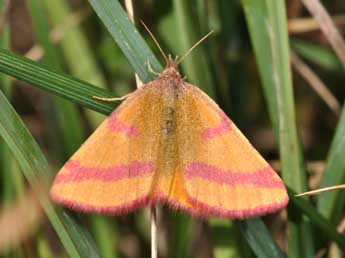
156;65;184;86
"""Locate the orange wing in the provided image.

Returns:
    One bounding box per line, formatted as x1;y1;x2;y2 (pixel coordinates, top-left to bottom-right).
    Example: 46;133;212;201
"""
156;84;288;219
51;78;288;219
50;84;164;214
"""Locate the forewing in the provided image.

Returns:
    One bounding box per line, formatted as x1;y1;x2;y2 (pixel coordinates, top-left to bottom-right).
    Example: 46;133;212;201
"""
176;85;288;219
50;84;164;215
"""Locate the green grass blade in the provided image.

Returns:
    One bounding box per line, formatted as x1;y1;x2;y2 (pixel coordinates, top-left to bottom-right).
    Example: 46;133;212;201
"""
289;188;345;251
0;90;101;258
172;0;216;97
292;39;343;72
210;219;249;258
238;218;286;258
0;26;11;96
0;24;24;208
241;0;312;257
168;214;192;258
90;216;118;258
87;0;162;82
61;211;104;258
212;0;241;118
317;104;345;221
0;48;114;115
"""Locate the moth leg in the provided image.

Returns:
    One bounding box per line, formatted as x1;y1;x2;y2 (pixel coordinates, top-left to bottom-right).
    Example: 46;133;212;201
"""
93;92;133;102
147;60;160;76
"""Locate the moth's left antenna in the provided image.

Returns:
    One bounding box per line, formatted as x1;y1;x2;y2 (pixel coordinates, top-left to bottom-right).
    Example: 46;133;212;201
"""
141;21;168;64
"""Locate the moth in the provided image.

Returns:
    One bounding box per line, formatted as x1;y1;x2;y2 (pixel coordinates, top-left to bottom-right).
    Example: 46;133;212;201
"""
50;31;288;219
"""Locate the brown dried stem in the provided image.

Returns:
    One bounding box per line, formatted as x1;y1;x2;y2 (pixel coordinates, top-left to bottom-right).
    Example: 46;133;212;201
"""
288;15;345;34
301;0;345;69
290;50;341;116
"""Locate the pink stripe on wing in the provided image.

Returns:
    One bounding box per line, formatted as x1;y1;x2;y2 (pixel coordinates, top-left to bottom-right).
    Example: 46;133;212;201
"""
54;160;154;184
187;195;289;219
107;108;139;137
51;192;150;215
151;191;288;219
200;110;232;139
185;162;284;188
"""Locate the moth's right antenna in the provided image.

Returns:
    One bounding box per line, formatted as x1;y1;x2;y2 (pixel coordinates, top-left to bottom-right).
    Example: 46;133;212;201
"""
176;31;213;65
141;21;168;64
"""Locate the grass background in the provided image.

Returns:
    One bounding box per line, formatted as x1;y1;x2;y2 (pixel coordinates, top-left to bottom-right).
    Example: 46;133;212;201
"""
0;0;345;257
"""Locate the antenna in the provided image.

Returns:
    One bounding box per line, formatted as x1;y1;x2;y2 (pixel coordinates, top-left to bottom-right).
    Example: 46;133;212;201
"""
176;31;214;65
141;21;168;63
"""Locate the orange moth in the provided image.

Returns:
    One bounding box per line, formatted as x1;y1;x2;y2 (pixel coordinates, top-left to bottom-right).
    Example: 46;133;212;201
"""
50;33;288;219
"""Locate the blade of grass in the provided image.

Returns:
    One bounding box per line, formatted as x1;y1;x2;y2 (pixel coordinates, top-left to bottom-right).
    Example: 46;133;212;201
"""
0;23;10;96
238;218;286;258
37;237;54;258
0;48;114;115
168;213;192;258
90;216;118;258
172;0;216;97
0;89;101;258
301;0;345;69
217;0;248;126
197;0;233;115
0;24;24;208
87;0;162;82
292;39;343;73
290;50;340;115
317;104;345;221
210;219;250;258
241;0;313;257
289;188;345;251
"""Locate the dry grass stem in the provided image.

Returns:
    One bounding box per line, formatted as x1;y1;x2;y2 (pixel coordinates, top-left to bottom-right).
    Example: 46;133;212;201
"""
124;0;143;88
295;184;345;197
337;216;345;233
302;0;345;69
288;15;345;34
290;50;341;115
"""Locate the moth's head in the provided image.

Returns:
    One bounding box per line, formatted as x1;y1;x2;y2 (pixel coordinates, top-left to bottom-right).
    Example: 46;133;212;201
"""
158;57;182;81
